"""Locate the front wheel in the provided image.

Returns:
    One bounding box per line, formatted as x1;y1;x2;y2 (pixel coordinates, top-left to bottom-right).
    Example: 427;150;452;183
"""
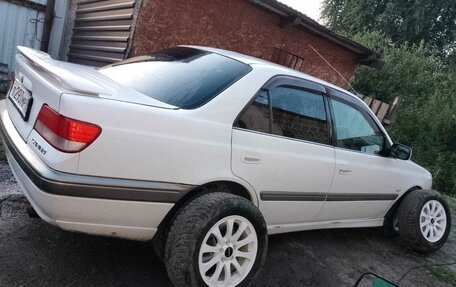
397;189;451;252
164;192;268;287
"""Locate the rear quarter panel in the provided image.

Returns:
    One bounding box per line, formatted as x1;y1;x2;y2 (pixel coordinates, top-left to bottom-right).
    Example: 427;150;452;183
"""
61;68;275;196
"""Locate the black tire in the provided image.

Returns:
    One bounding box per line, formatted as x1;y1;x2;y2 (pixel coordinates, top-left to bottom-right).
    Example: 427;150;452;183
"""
382;210;399;238
397;189;451;253
164;192;268;287
153;185;232;261
152;226;168;261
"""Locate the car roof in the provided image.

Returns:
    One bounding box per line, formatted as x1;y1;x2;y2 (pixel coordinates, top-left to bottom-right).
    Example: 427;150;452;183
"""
182;45;362;103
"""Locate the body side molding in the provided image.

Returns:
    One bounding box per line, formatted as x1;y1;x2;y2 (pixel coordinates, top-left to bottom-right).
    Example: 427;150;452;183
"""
260;191;398;202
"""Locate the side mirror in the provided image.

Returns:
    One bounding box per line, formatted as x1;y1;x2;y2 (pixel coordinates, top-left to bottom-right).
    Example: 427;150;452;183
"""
354;273;399;287
389;144;412;160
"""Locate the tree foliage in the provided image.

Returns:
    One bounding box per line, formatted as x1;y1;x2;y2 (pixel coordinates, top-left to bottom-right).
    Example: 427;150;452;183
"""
350;31;446;103
349;31;456;195
322;1;456;194
322;0;456;57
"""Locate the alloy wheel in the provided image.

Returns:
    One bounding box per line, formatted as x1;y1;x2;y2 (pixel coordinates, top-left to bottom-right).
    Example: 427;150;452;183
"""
420;200;447;243
198;215;258;286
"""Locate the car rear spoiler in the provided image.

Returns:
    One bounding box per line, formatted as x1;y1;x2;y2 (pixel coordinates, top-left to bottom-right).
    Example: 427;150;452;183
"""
16;46;116;96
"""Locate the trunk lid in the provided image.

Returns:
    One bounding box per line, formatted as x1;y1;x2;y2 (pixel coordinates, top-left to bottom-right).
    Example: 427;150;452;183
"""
6;47;176;141
7;50;62;141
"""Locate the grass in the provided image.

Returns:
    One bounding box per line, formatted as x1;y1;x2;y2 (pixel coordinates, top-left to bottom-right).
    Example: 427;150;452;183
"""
430;197;456;286
430;267;456;286
446;196;456;212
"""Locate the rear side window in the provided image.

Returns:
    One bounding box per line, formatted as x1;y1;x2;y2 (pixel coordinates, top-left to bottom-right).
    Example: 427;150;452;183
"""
235;85;329;145
99;47;251;109
236;90;270;133
270;86;328;144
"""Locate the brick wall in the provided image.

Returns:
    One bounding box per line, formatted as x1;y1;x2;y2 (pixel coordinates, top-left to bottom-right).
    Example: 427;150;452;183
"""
131;0;358;88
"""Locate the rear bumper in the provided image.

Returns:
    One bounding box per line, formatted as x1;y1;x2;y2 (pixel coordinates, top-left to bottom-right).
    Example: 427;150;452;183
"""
0;100;191;240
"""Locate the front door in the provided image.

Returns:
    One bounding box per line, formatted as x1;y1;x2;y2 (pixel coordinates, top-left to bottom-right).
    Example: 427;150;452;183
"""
317;90;403;221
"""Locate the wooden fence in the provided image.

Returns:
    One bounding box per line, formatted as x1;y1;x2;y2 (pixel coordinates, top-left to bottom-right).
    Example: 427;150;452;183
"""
357;94;400;126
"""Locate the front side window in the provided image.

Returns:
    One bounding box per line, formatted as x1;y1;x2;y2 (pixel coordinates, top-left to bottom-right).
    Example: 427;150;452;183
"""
331;99;385;154
270;86;328;144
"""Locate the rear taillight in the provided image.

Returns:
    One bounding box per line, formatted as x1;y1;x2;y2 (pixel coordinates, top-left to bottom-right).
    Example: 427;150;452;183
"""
34;105;101;153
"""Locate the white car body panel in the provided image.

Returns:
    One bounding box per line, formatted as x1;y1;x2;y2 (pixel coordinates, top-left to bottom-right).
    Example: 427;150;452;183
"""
28;129;79;174
319;148;432;221
232;129;335;225
1;46;433;240
8;55;62;140
1;104;171;240
267;218;385;235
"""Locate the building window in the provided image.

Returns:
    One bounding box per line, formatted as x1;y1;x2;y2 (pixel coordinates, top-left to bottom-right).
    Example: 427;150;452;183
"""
271;47;304;71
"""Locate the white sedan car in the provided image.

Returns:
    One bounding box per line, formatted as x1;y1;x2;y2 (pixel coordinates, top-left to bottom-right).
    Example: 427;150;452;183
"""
1;46;451;287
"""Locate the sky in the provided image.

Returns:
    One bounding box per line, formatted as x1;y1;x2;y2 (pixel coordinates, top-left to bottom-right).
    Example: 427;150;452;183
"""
278;0;323;23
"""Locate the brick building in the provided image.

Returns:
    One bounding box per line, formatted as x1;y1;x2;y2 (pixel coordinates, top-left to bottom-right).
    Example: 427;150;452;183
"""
64;0;381;88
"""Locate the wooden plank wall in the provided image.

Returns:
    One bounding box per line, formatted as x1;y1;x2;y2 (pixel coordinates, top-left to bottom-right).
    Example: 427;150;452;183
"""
356;94;400;125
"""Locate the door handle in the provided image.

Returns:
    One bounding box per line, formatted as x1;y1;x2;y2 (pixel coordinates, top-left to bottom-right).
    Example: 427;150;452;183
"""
338;166;352;175
241;152;262;164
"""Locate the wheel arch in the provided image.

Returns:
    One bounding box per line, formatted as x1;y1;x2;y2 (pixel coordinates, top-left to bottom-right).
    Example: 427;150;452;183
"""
158;180;258;232
384;185;423;221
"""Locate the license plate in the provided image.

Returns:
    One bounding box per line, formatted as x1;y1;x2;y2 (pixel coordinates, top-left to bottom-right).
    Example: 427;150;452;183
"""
8;81;33;121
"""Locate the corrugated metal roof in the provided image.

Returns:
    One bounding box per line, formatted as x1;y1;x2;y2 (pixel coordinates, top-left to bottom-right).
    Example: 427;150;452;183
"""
0;0;46;71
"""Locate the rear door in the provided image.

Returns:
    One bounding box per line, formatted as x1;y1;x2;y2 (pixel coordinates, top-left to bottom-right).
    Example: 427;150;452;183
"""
231;76;335;227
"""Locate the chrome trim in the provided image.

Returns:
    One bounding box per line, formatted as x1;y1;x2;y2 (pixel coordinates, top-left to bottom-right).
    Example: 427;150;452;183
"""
0;106;194;203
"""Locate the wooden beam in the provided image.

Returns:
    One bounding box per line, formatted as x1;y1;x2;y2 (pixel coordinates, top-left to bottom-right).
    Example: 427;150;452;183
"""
363;96;373;106
40;0;55;52
383;97;400;125
376;102;390;121
370;99;382;114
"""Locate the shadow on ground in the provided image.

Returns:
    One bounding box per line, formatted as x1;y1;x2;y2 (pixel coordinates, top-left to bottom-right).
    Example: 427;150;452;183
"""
0;161;455;287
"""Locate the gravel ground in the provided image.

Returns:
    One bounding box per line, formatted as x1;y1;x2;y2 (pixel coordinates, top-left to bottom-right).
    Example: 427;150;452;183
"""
0;152;455;286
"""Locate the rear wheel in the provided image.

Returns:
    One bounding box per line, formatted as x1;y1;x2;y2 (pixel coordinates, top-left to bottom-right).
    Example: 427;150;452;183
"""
164;192;267;287
397;190;451;252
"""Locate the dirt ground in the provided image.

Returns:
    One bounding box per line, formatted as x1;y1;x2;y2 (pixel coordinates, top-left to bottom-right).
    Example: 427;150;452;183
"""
0;157;455;287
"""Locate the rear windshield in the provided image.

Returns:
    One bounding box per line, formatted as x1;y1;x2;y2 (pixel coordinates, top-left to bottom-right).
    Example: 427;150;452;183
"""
99;47;252;109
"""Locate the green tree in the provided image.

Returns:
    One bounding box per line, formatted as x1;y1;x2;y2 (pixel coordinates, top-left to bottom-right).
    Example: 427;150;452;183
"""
322;0;456;57
322;2;456;194
349;31;456;195
349;31;445;103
